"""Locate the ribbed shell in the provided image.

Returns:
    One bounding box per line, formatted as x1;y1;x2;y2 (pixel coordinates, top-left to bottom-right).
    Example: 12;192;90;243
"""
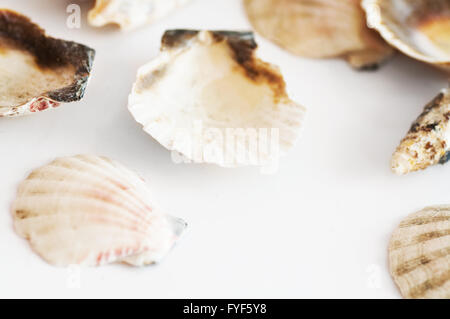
12;155;186;267
243;0;394;70
389;206;450;298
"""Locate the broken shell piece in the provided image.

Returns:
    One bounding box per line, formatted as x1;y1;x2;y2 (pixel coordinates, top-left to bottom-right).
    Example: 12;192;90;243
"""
128;30;306;168
88;0;191;31
243;0;394;70
0;10;95;118
391;88;450;175
363;0;450;69
389;206;450;299
12;155;186;267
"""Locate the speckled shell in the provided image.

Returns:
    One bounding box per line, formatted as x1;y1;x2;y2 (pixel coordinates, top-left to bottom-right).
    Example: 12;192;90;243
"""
0;10;95;117
243;0;394;70
12;155;186;267
128;30;306;168
88;0;191;31
391;88;450;175
363;0;450;69
389;206;450;299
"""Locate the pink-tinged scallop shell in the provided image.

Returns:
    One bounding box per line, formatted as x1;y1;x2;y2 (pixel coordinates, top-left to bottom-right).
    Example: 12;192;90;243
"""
12;155;186;267
0;10;95;117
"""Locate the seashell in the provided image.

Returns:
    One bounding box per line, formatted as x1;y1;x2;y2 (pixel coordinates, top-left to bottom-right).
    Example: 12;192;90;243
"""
128;30;306;168
0;10;95;118
12;155;186;267
389;206;450;299
88;0;192;31
363;0;450;69
391;88;450;175
243;0;394;70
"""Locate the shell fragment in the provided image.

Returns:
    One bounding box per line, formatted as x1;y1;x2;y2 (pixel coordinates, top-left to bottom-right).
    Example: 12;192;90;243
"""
88;0;192;31
389;206;450;299
12;155;186;267
391;88;450;175
243;0;394;70
128;30;306;168
0;10;95;117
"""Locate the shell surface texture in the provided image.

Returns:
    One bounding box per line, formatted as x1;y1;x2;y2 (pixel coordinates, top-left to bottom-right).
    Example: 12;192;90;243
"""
363;0;450;69
128;30;306;168
88;0;192;31
0;10;95;118
391;88;450;175
243;0;394;70
389;206;450;299
12;155;186;267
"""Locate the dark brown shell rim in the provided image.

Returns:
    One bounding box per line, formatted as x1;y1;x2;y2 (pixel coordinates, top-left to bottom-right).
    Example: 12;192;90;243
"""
0;9;95;103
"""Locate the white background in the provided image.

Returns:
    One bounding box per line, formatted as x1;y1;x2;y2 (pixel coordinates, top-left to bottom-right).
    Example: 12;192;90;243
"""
0;0;448;299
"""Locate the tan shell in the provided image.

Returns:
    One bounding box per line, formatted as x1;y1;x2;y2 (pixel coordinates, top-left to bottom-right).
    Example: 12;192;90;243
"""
363;0;450;69
128;30;306;168
391;88;450;175
389;206;450;299
12;155;186;267
243;0;394;70
88;0;191;31
0;10;95;117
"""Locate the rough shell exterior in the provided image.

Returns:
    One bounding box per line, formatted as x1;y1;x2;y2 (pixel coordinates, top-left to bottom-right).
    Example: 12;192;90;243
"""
0;10;95;117
243;0;394;70
389;206;450;299
12;155;186;267
391;88;450;175
363;0;450;69
88;0;191;31
128;30;306;168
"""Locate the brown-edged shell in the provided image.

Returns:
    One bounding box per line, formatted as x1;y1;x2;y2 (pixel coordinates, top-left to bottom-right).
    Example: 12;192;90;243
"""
389;206;450;298
0;10;95;117
243;0;394;70
391;88;450;175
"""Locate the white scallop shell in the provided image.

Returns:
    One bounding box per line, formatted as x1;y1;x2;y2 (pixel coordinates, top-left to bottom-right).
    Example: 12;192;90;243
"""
391;88;450;175
88;0;191;31
128;30;306;168
389;206;450;299
243;0;394;70
12;155;186;267
363;0;450;69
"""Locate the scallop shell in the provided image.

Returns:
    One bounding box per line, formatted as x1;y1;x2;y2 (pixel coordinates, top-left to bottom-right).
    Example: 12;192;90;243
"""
363;0;450;69
0;10;95;118
128;30;306;168
88;0;191;31
391;88;450;175
12;155;186;267
389;206;450;299
243;0;394;70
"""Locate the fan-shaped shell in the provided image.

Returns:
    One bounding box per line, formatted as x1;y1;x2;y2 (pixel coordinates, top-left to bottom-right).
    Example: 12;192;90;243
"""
128;30;306;168
389;206;450;298
391;88;450;175
12;155;186;267
363;0;450;69
0;10;95;117
243;0;394;70
88;0;191;31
